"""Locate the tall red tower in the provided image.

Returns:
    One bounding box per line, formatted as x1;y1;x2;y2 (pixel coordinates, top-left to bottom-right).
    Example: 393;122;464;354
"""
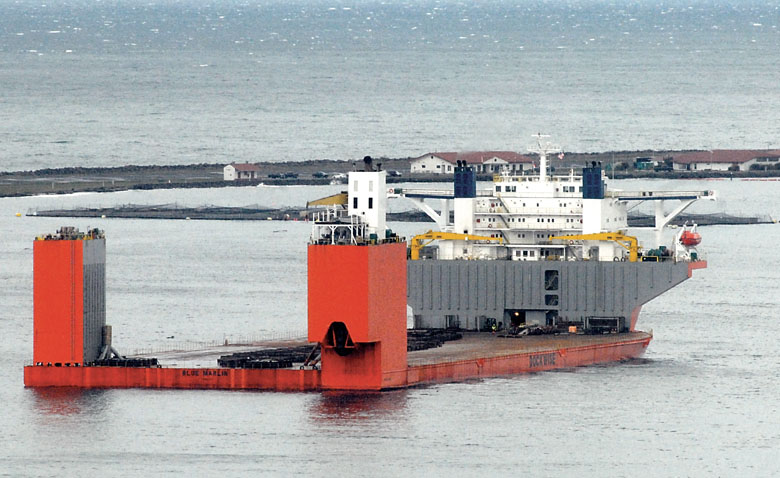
308;242;408;390
307;167;408;390
33;227;106;366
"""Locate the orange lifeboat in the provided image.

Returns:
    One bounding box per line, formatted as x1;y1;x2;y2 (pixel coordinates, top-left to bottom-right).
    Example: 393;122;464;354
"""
680;230;701;247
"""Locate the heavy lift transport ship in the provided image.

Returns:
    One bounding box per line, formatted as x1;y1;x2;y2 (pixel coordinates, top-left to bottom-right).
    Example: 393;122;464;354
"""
24;148;710;391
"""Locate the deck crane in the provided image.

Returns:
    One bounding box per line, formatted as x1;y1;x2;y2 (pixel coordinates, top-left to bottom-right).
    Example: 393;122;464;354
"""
306;192;348;208
549;232;640;262
410;230;502;260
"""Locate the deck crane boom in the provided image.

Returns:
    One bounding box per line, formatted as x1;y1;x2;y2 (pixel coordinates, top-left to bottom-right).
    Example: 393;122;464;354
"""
410;230;502;260
306;192;348;208
549;232;640;262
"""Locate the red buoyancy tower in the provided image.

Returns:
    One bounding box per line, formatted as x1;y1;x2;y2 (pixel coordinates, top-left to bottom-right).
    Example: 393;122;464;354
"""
308;164;408;390
33;227;106;366
308;243;407;390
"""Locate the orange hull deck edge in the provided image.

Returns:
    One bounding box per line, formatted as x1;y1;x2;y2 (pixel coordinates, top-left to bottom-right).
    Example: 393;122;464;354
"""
24;332;651;390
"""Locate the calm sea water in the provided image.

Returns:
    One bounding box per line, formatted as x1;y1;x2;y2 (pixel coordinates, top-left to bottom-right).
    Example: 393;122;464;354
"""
1;0;780;171
2;0;780;476
1;178;779;477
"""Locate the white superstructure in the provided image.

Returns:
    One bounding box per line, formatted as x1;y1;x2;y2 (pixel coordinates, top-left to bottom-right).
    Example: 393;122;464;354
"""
307;139;715;263
400;136;715;262
347;170;387;238
309;157;402;246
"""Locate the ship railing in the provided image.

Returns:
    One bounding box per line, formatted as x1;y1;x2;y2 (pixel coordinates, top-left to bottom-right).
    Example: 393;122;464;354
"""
310;221;368;245
640;252;705;264
429;336;639;365
493;174;582;183
606;190;715;200
475;207;582;216
401;188;509;198
398;188;454;198
475;223;581;231
310;206;349;224
129;330;309;357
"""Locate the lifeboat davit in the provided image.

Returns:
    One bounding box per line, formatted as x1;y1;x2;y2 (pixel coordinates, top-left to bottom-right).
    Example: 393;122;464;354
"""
680;230;702;247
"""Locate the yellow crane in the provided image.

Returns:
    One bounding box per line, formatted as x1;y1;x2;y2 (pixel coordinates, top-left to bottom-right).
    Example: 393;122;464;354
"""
548;232;639;262
410;230;502;260
306;192;348;208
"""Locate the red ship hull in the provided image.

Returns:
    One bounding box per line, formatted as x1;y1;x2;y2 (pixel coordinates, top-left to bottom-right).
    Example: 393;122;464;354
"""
24;233;669;392
24;332;651;391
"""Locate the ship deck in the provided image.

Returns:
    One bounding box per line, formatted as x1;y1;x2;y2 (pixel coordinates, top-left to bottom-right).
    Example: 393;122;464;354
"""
134;338;313;368
407;331;651;367
135;331;652;369
25;331;653;390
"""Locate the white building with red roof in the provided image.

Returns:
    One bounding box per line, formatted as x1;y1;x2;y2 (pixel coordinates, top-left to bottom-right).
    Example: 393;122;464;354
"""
411;151;534;175
672;150;780;172
224;163;261;180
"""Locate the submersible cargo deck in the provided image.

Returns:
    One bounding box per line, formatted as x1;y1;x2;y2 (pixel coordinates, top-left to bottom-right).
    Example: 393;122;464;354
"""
24;138;711;391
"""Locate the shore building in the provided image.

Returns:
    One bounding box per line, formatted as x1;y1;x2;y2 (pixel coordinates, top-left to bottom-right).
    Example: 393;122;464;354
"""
224;163;261;180
671;150;780;172
411;152;534;175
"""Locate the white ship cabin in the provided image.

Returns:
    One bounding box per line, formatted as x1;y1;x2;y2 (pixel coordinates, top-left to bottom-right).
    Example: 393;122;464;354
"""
310;158;401;246
465;165;628;261
347;169;387;239
401;155;639;263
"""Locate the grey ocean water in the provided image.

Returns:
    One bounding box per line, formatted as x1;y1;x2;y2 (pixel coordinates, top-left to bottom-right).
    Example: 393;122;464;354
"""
1;0;780;170
1;180;779;476
2;1;780;476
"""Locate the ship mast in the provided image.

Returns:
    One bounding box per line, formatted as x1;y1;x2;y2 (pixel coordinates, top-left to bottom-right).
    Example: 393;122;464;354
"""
528;133;561;182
